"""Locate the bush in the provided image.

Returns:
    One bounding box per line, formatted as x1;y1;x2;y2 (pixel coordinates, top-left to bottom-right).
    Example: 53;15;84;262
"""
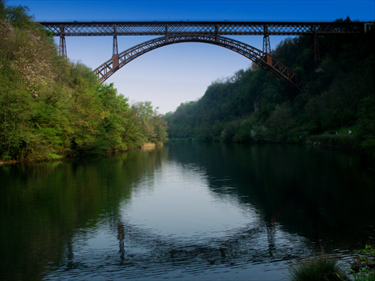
288;254;348;281
349;245;375;281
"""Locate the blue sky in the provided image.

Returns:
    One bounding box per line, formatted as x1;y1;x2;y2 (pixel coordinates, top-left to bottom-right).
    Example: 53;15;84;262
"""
7;0;375;113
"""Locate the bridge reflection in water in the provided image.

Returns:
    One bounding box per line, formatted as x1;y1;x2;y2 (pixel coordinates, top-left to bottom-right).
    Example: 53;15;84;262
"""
1;143;374;280
56;218;308;280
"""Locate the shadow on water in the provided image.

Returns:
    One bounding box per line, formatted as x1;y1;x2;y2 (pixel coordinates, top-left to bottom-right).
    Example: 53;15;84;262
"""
0;148;166;281
167;143;375;251
0;143;374;280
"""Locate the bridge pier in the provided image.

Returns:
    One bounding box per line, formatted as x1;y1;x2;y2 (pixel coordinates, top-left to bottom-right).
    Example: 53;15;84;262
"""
165;25;169;43
215;25;220;42
263;35;271;54
262;25;272;68
262;25;271;54
313;34;320;66
311;24;320;66
59;25;67;57
112;25;119;70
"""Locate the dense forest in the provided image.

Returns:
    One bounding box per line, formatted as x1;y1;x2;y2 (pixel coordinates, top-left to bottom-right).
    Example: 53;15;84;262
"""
1;0;374;162
0;2;168;162
164;19;375;158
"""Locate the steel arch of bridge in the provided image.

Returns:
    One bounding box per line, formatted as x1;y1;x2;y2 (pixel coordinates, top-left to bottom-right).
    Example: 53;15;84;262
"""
94;34;304;92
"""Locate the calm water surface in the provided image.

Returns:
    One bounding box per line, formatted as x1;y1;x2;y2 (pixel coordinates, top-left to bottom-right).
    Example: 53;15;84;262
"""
1;143;374;280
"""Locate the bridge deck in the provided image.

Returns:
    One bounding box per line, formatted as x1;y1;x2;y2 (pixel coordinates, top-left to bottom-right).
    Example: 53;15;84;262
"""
40;20;366;36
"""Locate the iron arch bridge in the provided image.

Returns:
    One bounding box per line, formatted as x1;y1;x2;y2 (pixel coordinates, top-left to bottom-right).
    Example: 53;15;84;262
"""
40;20;371;93
94;34;304;93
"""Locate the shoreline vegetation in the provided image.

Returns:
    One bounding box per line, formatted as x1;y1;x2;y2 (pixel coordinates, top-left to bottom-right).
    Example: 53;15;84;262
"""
0;142;164;165
288;245;375;281
1;1;374;164
0;2;168;164
164;18;375;160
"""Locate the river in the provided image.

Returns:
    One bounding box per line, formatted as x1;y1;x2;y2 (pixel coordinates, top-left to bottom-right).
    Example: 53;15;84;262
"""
1;143;374;280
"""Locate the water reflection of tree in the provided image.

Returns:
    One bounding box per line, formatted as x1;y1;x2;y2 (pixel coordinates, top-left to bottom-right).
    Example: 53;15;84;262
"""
0;147;167;280
167;143;375;252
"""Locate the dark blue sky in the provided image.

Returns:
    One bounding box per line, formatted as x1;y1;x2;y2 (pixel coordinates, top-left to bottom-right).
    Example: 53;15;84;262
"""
8;0;375;113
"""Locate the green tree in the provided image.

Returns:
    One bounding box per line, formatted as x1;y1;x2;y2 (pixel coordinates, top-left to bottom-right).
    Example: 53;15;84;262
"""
0;2;168;161
132;101;168;144
265;104;294;141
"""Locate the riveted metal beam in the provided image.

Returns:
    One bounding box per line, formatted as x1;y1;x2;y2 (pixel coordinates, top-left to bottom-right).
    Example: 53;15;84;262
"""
41;20;367;37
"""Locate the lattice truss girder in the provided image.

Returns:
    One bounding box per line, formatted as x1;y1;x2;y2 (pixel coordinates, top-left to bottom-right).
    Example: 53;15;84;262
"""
94;35;304;93
41;21;365;36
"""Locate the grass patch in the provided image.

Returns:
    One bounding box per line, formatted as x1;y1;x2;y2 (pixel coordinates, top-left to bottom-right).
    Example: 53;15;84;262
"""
288;254;348;281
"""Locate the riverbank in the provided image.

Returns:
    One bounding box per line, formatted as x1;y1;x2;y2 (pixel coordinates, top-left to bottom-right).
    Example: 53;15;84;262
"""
306;134;353;148
168;134;355;148
306;134;375;161
0;143;164;165
167;134;374;164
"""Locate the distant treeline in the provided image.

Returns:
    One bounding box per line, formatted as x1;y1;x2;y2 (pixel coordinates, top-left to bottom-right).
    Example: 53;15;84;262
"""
164;18;375;158
0;2;167;162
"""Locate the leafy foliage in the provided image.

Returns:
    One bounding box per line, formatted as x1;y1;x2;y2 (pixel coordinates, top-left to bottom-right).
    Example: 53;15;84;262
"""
0;2;167;161
164;19;375;157
349;245;375;281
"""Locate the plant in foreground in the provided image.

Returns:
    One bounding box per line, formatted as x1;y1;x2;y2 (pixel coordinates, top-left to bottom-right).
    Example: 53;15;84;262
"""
349;245;375;281
288;254;348;281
